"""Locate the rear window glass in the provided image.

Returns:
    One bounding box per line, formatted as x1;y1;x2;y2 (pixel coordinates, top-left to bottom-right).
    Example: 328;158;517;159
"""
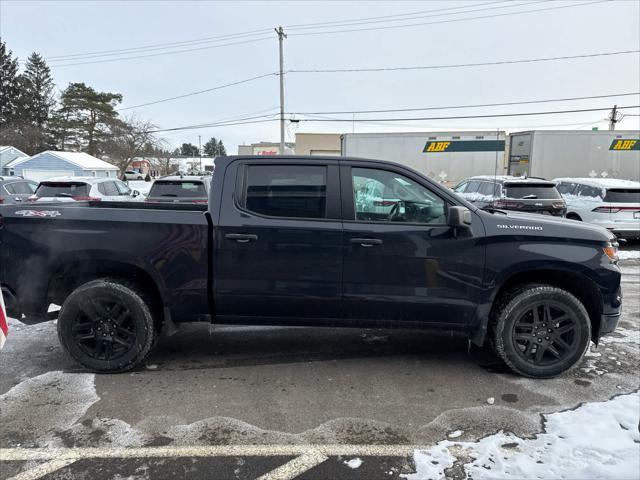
4;181;36;194
149;181;206;198
504;184;561;199
604;188;640;203
244;165;327;219
36;182;89;197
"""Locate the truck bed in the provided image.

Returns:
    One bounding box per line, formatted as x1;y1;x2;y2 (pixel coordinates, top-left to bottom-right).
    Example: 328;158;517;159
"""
0;201;210;324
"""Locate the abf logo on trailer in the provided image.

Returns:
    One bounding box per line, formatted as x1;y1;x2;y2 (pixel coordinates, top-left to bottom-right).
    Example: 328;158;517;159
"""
424;141;451;152
609;139;639;151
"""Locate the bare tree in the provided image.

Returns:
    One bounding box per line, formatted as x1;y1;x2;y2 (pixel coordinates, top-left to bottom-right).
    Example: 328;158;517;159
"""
104;115;158;174
152;144;178;176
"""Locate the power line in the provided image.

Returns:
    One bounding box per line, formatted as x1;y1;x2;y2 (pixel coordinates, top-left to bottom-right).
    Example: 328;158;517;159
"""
46;29;273;61
48;36;273;67
41;1;509;62
289;50;639;74
117;73;278;111
285;0;533;30
288;92;640;115
289;0;609;36
149;117;279;134
291;105;640;122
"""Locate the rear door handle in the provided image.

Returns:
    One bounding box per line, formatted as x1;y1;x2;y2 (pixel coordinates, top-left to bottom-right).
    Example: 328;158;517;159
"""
350;237;383;247
225;233;258;243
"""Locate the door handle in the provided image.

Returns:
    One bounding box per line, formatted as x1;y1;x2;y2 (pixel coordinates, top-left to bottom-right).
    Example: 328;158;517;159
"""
350;237;383;247
225;233;258;243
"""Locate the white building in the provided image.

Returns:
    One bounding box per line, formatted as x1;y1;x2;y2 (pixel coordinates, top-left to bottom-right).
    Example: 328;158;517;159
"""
8;151;119;182
0;146;29;175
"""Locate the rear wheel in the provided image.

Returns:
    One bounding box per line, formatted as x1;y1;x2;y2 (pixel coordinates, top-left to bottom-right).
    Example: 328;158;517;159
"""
57;279;157;372
566;213;582;221
492;284;591;378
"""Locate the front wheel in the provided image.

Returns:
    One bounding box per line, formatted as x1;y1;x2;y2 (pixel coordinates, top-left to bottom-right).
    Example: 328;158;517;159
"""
57;279;157;373
492;284;591;378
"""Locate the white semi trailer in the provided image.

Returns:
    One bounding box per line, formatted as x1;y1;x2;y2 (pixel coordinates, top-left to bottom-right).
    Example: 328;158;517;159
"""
340;131;508;184
508;130;639;181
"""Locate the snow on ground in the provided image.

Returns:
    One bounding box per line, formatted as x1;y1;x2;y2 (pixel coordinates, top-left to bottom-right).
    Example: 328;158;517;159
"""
618;249;640;260
344;458;363;469
403;392;640;480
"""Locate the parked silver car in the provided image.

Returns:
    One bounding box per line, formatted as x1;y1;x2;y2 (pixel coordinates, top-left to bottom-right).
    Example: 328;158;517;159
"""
32;177;140;202
0;176;38;205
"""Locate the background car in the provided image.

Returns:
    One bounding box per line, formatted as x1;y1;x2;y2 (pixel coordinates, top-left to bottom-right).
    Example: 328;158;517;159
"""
0;176;38;204
31;177;140;202
453;175;566;216
122;170;145;181
554;177;640;240
145;175;209;203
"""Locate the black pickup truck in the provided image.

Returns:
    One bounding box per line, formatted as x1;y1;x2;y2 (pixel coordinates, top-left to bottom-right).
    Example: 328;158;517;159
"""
0;156;622;377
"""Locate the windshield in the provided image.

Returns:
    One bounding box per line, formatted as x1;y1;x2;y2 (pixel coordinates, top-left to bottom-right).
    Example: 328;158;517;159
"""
504;184;562;199
35;182;89;197
603;188;640;203
149;181;206;198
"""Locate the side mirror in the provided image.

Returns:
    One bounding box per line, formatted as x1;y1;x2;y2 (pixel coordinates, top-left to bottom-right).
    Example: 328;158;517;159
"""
132;190;140;197
449;206;472;229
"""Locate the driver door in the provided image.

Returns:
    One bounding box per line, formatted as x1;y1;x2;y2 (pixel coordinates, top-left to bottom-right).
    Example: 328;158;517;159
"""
341;164;483;327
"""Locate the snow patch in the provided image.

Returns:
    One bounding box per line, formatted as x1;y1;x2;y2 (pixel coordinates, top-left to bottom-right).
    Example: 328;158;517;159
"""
0;371;98;446
618;250;640;260
448;430;463;438
406;392;639;480
344;457;363;469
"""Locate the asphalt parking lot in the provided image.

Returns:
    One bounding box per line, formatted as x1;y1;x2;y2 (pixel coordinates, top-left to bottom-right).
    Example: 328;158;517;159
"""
1;248;638;480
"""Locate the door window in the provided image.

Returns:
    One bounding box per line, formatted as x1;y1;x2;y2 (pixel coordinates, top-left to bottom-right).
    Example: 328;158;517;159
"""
115;181;132;195
576;184;603;199
102;181;120;196
556;182;577;195
352;168;446;224
453;182;468;193
244;165;327;219
465;180;481;193
478;181;497;197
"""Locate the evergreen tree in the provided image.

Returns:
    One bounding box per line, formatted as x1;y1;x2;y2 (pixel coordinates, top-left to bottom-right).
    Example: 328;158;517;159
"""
203;136;226;156
16;52;56;152
179;142;199;156
55;82;122;155
19;53;55;128
0;40;20;127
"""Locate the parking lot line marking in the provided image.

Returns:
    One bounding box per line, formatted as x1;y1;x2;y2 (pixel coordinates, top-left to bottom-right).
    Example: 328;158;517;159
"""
256;450;328;480
0;444;419;462
7;458;78;480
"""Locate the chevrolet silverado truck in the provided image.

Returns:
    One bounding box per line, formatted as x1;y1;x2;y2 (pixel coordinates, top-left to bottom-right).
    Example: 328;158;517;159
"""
0;156;622;377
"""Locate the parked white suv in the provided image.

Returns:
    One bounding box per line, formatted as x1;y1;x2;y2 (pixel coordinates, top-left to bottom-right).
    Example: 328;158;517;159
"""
122;170;145;181
554;177;640;240
32;177;140;202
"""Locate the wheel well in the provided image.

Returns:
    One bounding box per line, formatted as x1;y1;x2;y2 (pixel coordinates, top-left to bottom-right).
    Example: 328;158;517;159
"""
48;260;164;329
490;270;602;341
566;212;582;221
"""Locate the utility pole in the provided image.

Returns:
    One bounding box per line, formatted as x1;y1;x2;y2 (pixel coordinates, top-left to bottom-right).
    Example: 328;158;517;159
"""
198;135;202;172
275;26;287;155
608;105;621;130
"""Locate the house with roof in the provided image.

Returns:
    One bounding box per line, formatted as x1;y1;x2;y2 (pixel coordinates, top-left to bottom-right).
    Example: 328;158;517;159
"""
7;151;119;182
0;146;29;175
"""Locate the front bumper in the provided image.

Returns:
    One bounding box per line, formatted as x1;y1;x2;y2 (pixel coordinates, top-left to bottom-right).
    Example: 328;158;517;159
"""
598;285;622;338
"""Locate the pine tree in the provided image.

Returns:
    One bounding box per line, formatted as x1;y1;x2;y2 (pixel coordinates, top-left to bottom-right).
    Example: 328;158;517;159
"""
55;82;122;155
0;40;20;127
16;52;56;152
203;137;227;156
19;53;55;128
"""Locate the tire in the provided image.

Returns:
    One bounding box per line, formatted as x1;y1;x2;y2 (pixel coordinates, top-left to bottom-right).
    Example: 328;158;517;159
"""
57;279;157;373
491;284;591;378
137;176;143;180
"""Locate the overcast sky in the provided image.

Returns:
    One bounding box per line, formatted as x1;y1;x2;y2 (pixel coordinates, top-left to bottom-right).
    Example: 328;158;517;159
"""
1;0;639;153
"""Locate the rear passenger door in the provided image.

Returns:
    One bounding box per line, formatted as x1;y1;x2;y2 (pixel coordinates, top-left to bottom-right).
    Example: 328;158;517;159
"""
215;161;343;322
